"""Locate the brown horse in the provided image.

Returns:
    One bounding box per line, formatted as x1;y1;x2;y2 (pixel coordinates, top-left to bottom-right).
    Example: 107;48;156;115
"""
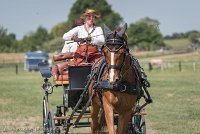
88;23;140;134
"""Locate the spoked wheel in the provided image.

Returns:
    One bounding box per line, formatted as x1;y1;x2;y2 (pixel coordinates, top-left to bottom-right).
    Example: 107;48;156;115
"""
43;96;54;134
54;127;61;134
46;111;54;133
133;113;146;134
63;89;68;115
126;105;146;134
43;96;48;133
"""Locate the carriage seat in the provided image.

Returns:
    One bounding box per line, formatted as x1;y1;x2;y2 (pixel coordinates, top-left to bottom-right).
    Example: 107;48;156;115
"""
52;54;75;85
51;57;93;85
52;47;100;85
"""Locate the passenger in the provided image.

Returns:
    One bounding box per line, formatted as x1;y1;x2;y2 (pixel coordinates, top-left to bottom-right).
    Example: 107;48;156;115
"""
61;18;84;53
51;18;84;80
52;9;105;81
61;40;77;54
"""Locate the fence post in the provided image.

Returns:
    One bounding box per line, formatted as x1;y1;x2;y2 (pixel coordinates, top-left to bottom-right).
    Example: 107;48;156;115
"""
179;61;182;72
193;62;196;72
148;62;153;72
15;64;18;75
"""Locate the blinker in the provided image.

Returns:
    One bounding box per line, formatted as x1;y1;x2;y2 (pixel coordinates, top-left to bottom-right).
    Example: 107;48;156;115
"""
105;38;125;52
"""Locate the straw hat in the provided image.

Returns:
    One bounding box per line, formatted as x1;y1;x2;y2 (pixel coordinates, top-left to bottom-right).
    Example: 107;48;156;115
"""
81;9;101;19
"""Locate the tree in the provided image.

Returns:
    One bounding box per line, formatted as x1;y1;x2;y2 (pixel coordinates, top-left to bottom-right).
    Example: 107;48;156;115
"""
68;0;123;27
18;26;51;52
50;0;123;38
42;37;64;53
188;32;200;44
0;26;17;52
51;22;69;38
127;17;165;50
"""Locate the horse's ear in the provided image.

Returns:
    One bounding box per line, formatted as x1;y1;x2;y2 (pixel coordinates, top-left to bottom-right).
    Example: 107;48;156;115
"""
103;24;113;37
117;23;127;37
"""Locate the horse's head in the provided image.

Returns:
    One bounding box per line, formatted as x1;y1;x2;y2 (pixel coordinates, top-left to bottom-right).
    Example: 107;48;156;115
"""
102;23;128;83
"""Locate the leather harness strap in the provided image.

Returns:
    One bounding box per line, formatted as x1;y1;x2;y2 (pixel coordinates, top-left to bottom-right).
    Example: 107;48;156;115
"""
93;80;139;95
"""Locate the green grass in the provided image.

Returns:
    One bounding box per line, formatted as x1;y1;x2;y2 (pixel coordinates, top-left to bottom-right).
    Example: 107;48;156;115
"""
0;64;63;131
164;38;191;50
0;55;200;133
146;70;200;134
129;38;192;59
0;64;42;128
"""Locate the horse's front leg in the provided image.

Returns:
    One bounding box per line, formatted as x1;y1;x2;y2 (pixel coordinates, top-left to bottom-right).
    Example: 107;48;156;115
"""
89;81;101;134
117;111;132;134
103;95;116;134
117;95;137;134
90;98;101;134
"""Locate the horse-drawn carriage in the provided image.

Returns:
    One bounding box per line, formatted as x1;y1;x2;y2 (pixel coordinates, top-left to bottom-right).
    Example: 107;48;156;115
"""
39;23;152;134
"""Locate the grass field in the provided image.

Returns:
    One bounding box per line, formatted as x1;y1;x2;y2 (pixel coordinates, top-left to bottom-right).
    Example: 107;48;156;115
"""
164;38;191;50
146;70;200;134
0;52;200;134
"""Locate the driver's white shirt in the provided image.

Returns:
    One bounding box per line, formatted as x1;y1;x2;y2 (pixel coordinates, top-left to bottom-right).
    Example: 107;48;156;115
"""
61;41;78;53
63;25;105;46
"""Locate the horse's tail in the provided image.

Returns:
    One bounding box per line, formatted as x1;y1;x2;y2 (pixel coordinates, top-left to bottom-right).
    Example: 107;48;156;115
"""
97;108;106;132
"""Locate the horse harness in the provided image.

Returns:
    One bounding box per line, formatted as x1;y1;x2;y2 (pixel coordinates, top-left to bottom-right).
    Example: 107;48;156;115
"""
91;56;142;96
90;32;142;96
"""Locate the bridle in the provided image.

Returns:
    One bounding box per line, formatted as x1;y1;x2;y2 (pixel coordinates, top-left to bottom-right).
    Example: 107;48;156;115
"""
102;32;128;82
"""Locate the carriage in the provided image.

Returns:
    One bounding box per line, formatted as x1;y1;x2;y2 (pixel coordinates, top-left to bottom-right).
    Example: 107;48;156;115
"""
39;23;152;134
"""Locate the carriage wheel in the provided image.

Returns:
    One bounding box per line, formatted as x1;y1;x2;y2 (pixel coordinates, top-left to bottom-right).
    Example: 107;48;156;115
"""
54;127;61;134
126;105;146;134
43;96;48;133
133;105;146;134
63;89;68;115
46;111;53;134
133;114;146;134
43;96;54;134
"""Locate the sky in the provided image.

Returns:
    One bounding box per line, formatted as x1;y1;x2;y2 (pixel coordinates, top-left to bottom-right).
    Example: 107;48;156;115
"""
0;0;200;40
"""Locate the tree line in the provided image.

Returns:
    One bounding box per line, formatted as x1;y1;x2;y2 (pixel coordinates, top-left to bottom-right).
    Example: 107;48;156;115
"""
0;0;199;53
